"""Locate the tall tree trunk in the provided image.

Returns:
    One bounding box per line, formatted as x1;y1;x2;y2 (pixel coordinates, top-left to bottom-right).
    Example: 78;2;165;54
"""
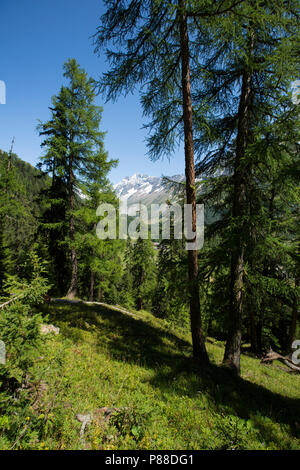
249;308;259;354
67;226;78;299
89;270;95;302
0;220;5;295
223;45;253;374
137;267;143;311
179;1;209;365
0;140;14;294
288;276;299;351
97;285;104;302
257;320;262;353
66;158;78;299
89;246;95;302
4;138;14;192
137;297;143;311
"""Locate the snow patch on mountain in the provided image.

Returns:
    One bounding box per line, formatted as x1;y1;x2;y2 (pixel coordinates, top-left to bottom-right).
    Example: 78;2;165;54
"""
114;173;183;207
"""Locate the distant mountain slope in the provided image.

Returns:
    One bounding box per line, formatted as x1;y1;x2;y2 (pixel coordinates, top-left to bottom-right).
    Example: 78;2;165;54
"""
114;172;221;225
0;150;47;195
114;173;184;206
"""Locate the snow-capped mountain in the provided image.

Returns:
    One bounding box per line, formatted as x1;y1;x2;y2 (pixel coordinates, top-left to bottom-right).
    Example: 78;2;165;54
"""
114;173;184;206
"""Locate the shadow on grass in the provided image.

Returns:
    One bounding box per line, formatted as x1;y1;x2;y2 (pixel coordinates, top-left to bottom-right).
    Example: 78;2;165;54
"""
48;300;192;366
152;360;300;446
48;300;300;445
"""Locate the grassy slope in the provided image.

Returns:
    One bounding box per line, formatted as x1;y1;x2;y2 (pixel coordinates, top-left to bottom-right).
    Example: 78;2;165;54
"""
25;301;300;450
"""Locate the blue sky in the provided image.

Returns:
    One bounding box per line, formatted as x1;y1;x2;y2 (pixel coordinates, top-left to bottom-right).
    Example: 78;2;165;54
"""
0;0;184;184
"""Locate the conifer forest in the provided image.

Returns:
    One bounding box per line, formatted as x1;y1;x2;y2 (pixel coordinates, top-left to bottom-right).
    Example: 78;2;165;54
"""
0;0;299;454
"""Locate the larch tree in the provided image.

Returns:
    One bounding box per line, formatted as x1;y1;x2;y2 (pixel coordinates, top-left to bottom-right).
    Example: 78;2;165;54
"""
191;0;299;373
124;238;157;311
74;140;118;302
38;59;112;298
94;0;298;369
0;145;16;294
0;142;34;293
94;0;241;364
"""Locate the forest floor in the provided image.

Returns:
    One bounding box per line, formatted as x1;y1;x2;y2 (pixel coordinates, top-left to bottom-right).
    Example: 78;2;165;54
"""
5;299;300;450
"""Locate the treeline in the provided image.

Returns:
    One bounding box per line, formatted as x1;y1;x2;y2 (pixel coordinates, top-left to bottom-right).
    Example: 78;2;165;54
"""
0;149;49;290
0;60;156;310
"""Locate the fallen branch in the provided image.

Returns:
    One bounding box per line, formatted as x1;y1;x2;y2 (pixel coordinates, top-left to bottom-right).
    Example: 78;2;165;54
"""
261;349;300;373
0;294;23;310
10;422;30;450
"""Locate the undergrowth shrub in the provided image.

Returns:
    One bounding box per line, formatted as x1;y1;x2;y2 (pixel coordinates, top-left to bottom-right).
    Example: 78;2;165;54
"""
110;407;151;442
0;253;49;449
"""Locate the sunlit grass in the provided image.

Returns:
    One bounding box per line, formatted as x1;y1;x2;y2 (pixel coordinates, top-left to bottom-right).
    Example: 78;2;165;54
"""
4;300;300;450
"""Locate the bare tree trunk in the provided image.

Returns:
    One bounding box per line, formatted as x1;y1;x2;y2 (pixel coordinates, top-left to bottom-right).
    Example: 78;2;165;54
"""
67;235;78;299
0;220;5;295
288;277;299;351
223;246;245;374
249;308;259;354
89;270;95;302
179;1;209;365
223;45;253;374
97;284;104;302
137;267;143;311
66;158;78;299
89;246;96;302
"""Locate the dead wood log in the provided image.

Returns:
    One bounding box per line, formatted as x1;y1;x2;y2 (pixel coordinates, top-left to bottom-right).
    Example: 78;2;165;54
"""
261;349;300;373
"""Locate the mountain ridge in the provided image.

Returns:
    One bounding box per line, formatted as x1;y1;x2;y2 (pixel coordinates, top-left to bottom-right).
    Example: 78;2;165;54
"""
114;173;184;206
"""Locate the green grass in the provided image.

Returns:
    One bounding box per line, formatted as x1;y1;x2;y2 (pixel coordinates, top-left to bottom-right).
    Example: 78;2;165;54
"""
3;300;300;450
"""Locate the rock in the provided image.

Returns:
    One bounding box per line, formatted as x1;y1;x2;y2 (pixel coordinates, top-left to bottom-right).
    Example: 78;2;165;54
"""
76;414;92;447
76;413;92;425
40;324;60;335
92;407;118;425
75;407;124;448
75;407;118;436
